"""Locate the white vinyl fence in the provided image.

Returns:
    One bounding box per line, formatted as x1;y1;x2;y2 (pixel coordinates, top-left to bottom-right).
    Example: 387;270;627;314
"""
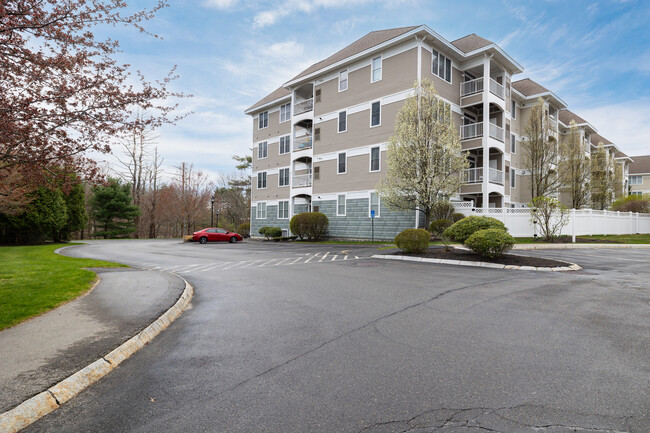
452;203;650;238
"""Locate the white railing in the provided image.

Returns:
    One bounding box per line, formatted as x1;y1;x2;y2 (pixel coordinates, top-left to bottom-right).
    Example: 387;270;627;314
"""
489;168;504;185
489;78;504;99
293;136;312;151
460;78;484;97
293;98;313;115
489;123;504;142
463;167;483;183
292;174;312;188
460;122;483;140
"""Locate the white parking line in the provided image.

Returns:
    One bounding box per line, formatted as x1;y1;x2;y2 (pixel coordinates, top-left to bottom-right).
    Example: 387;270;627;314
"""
200;262;230;272
288;257;302;265
274;258;291;266
319;252;330;262
222;261;246;270
240;260;263;268
331;255;337;261
343;255;348;260
304;254;318;263
258;259;278;267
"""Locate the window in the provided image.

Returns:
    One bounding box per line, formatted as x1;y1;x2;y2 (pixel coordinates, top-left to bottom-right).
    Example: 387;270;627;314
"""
257;172;267;189
371;56;382;82
510;168;516;189
338;110;347;132
256;202;267;219
258;111;268;129
339;70;348;92
370;146;380;172
370;101;381;127
280;104;291;123
510;134;516;154
278;201;289;219
431;49;451;83
279;168;289;187
279;136;290;154
258;141;268;159
511;100;516;118
337;152;347;174
630;175;642;185
630;191;643;197
337;194;346;216
370;192;380;217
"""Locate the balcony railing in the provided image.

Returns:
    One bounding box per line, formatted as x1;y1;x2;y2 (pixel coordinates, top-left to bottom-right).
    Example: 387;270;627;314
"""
488;123;504;142
292;173;312;188
460;78;484;97
489;168;504;185
489;79;505;100
463;167;482;184
293;136;312;151
294;98;313;115
460;122;483;140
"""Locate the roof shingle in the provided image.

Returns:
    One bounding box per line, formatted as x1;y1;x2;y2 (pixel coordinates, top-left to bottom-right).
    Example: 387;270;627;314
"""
512;78;549;96
591;133;612;146
559;109;589;126
245;86;291;113
451;33;493;53
629;155;650;174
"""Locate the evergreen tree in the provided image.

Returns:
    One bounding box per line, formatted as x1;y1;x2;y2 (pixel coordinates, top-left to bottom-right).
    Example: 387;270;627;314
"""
90;179;140;238
59;183;88;241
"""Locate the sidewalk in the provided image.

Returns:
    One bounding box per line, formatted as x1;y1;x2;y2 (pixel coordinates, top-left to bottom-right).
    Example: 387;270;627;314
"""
0;268;185;414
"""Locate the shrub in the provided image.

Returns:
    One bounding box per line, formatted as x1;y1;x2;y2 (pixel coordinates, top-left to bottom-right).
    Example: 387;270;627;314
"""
394;229;430;253
465;228;515;259
289;212;329;240
430;201;455;221
429;219;452;238
258;226;270;236
443;215;507;243
237;222;250;237
451;212;466;223
611;195;650;213
258;226;281;240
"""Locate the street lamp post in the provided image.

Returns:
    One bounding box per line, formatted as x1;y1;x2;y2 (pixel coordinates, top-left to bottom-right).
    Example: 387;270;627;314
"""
215;211;219;228
210;196;215;227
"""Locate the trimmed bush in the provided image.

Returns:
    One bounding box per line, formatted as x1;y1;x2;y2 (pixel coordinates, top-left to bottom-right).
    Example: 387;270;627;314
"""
429;219;452;238
258;226;270;236
451;212;466;223
289;212;329;240
394;229;430;253
258;226;281;240
443;215;507;243
465;228;515;259
237;222;250;237
431;201;455;221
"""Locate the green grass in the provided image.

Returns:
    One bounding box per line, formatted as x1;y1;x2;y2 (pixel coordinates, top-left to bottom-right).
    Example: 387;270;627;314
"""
514;233;650;244
0;243;127;331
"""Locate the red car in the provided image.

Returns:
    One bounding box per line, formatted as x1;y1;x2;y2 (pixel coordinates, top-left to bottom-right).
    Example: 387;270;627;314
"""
192;228;243;244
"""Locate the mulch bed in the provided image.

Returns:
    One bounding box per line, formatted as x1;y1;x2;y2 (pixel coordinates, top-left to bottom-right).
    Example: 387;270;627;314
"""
395;247;570;267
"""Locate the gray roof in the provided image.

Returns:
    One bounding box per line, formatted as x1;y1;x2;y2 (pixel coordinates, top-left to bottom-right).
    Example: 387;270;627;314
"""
451;33;493;53
512;78;549;96
287;26;420;83
629;155;650;174
245;86;291;114
559;109;589;126
591;133;613;146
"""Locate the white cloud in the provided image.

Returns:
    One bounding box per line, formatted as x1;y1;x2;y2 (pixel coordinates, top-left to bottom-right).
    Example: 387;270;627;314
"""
203;0;239;10
576;99;650;156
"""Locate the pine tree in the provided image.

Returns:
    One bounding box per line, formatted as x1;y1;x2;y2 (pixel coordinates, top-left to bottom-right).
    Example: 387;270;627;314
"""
90;179;140;238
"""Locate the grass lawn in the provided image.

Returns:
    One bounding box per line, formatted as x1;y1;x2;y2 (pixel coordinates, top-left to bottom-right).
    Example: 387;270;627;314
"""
0;243;126;331
514;233;650;244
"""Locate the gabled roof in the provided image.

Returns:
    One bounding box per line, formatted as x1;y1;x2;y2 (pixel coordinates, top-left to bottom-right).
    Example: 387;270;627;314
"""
629;155;650;174
287;26;420;83
614;149;628;158
559;109;588;126
591;133;612;146
451;33;493;53
245;86;292;114
512;78;549;96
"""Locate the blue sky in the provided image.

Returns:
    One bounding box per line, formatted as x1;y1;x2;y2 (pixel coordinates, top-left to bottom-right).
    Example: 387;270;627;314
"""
102;0;650;181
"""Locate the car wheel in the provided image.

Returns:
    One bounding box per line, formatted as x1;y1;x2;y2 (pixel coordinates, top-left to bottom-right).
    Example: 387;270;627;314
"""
199;237;208;244
229;236;238;243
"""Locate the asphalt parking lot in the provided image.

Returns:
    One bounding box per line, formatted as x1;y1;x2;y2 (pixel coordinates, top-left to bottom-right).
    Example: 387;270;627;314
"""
24;240;650;432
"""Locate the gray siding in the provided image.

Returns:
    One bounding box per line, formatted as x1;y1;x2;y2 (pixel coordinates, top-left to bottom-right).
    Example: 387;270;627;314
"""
251;205;290;237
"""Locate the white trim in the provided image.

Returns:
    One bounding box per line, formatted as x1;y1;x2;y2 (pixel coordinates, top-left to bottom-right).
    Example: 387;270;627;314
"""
257;141;268;159
337;151;347;174
338;69;348;92
279;103;291;123
369;100;381;127
371;55;382;83
337;110;347;133
256;171;267;189
279;135;291;155
314;143;388;162
255;201;267;219
278;167;290;187
336;193;347;216
277;200;289;219
369;145;381;172
369;191;380;218
257;111;269;129
510;168;517;189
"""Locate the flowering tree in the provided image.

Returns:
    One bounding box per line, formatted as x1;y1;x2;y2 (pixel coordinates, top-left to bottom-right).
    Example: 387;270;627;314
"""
0;0;184;211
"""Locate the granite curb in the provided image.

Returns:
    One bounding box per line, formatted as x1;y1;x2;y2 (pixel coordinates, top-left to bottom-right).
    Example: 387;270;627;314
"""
0;275;194;433
371;254;582;272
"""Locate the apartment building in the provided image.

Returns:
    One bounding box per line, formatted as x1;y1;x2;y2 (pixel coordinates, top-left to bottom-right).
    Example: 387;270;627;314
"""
629;155;650;196
245;25;630;239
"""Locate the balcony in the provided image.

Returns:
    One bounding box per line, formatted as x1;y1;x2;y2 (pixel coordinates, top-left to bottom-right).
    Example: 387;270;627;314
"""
462;167;504;185
460;78;483;97
489;123;504;142
293;136;312;151
489;79;504;100
294;98;313;115
293;173;312;188
460;122;483;140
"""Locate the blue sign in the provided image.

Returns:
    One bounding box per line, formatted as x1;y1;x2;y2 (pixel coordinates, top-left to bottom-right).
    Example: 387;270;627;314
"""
371;210;375;218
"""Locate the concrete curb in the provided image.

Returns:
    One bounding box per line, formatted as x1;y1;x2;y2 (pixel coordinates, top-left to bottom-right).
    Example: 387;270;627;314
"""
0;275;194;433
512;243;650;250
371;254;582;272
